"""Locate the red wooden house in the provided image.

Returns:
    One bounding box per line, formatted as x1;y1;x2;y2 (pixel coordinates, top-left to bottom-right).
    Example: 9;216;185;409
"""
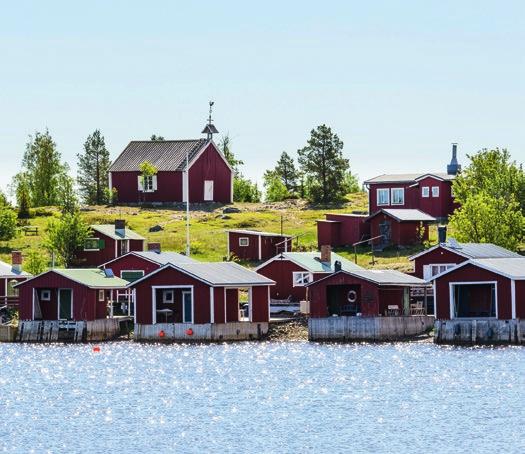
16;268;128;322
227;229;292;261
256;248;363;302
75;220;145;267
366;209;435;248
364;144;461;219
316;214;369;248
130;262;273;325
410;240;522;280
0;252;31;308
306;269;426;317
109;139;232;205
430;257;525;320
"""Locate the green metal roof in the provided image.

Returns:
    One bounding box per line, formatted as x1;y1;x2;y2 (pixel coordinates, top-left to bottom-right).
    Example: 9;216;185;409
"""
273;252;363;273
53;269;129;288
91;224;145;240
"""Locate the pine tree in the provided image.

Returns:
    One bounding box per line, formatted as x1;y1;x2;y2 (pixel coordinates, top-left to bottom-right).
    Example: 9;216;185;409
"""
77;130;111;205
297;125;350;204
22;130;66;206
274;152;299;193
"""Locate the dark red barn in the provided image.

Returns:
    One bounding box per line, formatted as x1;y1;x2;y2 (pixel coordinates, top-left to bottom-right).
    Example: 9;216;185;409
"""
226;230;292;261
307;269;426;317
366;209;435;248
431;258;525;320
75;220;145;267
256;249;363;302
316;214;370;248
109;139;232;205
129;262;274;325
16;269;128;321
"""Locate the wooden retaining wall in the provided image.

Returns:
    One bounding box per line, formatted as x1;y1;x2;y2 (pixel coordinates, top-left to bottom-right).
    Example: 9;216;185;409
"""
134;322;269;342
0;325;17;342
308;316;434;342
434;319;525;345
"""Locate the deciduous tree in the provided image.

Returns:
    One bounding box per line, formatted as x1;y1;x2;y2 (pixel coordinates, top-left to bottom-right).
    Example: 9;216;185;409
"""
45;211;90;267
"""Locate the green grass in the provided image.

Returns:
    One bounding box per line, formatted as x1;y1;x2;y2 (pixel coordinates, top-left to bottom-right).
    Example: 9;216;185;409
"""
1;192;445;271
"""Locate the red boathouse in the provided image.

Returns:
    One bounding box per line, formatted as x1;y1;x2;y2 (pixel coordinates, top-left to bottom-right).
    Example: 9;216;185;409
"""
75;220;145;267
226;229;292;261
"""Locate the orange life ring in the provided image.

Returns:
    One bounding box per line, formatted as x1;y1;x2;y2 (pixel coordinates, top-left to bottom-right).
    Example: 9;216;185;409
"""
186;328;194;336
159;330;165;338
92;346;101;352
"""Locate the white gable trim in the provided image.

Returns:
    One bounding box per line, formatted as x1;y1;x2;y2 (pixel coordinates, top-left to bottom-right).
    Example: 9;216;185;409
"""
408;244;471;262
429;259;525;281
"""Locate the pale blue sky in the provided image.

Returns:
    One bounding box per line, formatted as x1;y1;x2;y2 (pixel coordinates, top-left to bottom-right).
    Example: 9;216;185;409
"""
1;1;524;191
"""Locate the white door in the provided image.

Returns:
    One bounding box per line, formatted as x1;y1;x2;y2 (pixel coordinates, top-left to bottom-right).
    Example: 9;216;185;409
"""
204;180;214;201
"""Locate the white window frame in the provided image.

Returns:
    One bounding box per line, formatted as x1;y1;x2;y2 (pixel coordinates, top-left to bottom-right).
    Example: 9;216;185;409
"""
423;263;456;281
84;237;100;251
449;281;498;319
390;188;405;206
239;237;250;247
40;289;51;301
376;188;390;206
292;271;313;287
163;289;174;304
120;239;130;255
98;289;106;302
422;186;430;198
432;186;440;197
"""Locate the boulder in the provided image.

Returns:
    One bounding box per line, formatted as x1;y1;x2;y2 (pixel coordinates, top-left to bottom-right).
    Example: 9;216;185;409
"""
223;207;241;214
149;224;164;233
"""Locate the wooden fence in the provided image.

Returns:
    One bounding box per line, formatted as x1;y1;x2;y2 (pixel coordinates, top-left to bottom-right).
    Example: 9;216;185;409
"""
434;319;525;345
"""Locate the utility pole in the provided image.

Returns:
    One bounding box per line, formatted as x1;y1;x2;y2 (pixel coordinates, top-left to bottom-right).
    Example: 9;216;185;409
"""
185;149;190;256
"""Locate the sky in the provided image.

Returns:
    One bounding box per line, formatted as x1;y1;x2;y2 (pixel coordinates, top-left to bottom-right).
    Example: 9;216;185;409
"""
0;0;524;192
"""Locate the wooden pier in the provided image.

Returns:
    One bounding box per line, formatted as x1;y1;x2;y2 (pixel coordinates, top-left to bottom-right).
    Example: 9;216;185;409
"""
434;319;525;345
308;316;434;342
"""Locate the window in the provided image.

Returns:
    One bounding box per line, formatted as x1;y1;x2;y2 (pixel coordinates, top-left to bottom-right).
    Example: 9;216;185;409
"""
98;290;106;302
120;240;130;255
121;270;144;282
7;280;18;297
163;290;174;304
423;264;455;280
432;186;439;197
377;188;390;206
293;272;312;287
84;238;100;251
422;186;430;198
391;188;404;205
40;289;51;301
143;175;154;192
239;237;249;247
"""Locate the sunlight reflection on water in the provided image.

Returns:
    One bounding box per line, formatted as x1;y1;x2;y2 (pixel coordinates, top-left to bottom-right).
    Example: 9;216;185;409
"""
0;342;523;453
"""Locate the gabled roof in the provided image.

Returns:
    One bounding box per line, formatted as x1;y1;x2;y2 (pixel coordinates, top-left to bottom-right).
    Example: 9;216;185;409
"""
255;252;363;273
430;257;525;281
16;269;129;289
409;241;522;261
226;229;292;238
367;209;436;222
100;250;196;268
306;269;426;287
0;260;31;278
364;172;455;184
129;262;275;287
109;139;208;172
91;224;145;241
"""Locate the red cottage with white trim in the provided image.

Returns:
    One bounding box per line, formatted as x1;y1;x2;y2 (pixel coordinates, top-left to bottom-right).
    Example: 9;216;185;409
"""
364;144;461;220
75;220;145;268
109;139;232;205
430;258;525;320
256;249;363;302
227;230;292;262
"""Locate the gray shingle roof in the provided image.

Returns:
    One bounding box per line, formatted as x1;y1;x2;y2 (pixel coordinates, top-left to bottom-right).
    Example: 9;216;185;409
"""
409;241;522;261
307;269;425;287
364;172;455;184
430;257;525;280
133;251;196;265
256;252;363;273
227;229;292;238
368;209;436;222
91;224;145;241
109;139;208;172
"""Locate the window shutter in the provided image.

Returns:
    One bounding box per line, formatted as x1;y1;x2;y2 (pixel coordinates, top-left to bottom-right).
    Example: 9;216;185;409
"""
137;176;143;191
152;175;158;191
98;239;105;249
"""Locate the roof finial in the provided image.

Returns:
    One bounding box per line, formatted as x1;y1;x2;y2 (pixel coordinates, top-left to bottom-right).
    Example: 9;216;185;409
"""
201;100;219;140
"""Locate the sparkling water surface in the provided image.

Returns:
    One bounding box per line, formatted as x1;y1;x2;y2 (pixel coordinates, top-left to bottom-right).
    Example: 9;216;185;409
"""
0;341;523;453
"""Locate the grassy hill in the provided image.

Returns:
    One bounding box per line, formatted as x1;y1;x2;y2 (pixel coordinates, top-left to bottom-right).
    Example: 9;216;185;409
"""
4;192;439;272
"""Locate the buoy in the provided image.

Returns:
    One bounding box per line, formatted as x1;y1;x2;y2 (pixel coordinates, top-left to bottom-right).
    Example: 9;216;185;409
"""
159;330;165;338
186;328;193;336
93;346;101;352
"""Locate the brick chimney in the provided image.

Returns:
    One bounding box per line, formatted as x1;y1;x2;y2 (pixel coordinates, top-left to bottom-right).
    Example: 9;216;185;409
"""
114;219;126;237
147;242;161;253
12;251;22;273
320;245;332;263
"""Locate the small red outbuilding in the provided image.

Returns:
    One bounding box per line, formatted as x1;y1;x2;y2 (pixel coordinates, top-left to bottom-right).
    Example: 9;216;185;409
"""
226;229;292;262
431;257;525;320
316;213;370;248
